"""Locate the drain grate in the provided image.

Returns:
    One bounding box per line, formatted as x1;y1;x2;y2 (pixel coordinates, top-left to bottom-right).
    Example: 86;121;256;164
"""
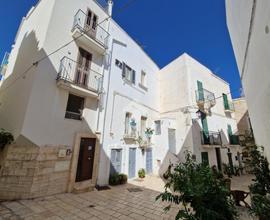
88;205;96;208
95;185;111;191
127;188;143;192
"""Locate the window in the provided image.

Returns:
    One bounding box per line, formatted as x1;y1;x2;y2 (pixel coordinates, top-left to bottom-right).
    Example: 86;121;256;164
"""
125;112;132;134
115;59;123;69
141;116;147;136
141;71;146;86
86;10;98;32
168;129;176;154
65;94;84;120
155;120;161;135
122;63;135;84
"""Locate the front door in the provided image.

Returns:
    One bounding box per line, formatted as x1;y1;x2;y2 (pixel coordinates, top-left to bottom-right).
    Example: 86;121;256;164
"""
76;138;96;182
146;148;153;174
201;152;209;165
215;147;222;171
128;148;136;178
110;149;122;175
75;47;92;87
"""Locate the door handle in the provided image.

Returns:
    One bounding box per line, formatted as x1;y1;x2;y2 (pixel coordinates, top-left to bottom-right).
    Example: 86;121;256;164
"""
88;157;91;160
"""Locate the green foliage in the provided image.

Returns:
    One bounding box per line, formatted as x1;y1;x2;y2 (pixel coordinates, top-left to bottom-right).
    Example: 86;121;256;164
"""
145;128;154;136
109;173;127;185
248;146;270;219
156;152;238;220
138;168;146;178
0;129;14;150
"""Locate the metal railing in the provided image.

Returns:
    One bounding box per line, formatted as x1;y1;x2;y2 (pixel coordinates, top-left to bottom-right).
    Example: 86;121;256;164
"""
224;101;235;112
195;89;216;106
57;56;103;93
72;9;109;48
201;131;222;145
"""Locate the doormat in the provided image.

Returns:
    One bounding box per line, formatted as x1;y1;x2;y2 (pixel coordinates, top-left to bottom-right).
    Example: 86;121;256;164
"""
127;188;143;192
95;185;111;191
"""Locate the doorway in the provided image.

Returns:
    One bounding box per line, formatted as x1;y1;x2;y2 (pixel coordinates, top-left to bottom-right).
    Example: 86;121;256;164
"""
215;148;222;171
146;148;153;174
128;148;136;178
76;47;92;87
76;138;96;182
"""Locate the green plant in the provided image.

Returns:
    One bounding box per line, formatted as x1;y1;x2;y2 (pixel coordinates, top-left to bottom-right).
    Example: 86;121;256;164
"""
0;129;14;150
223;163;233;178
109;173;127;185
118;173;128;184
156;152;238;220
145;128;154;136
248;146;270;220
138;168;146;178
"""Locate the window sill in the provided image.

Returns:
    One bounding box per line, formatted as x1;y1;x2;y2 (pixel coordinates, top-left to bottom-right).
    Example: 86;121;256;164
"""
138;83;148;92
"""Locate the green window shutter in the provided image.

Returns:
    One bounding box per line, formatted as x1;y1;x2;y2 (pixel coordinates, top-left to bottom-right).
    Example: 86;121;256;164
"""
201;152;209;165
197;81;204;101
201;117;209;137
223;93;229;110
227;124;233;136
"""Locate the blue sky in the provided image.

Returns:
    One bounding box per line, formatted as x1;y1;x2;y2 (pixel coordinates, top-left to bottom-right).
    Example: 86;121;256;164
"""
0;0;242;98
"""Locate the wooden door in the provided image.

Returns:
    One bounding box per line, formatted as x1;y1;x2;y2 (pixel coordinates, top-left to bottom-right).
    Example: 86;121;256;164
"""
110;149;122;175
75;48;92;87
76;138;96;182
215;148;222;171
84;10;98;38
146;148;153;174
128;148;136;178
201;152;209;165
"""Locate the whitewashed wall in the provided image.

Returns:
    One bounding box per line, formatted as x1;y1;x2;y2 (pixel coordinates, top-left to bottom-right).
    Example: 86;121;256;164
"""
226;0;270;159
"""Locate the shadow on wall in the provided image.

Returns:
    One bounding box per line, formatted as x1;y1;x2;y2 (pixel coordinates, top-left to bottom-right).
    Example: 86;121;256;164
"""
0;31;107;200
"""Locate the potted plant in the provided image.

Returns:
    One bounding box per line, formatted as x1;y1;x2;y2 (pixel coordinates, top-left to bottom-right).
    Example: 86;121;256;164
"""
145;127;154;143
0;129;14;150
138;168;146;179
130;118;137;137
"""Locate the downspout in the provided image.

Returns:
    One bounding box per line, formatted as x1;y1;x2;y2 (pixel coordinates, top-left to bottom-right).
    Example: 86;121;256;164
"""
96;0;114;132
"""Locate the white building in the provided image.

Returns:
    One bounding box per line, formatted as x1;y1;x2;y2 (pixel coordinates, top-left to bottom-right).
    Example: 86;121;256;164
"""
226;0;270;159
0;0;241;200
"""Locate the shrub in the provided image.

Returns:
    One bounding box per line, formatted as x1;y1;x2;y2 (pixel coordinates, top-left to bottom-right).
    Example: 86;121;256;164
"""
118;173;128;184
138;168;146;178
156;152;238;220
248;146;270;220
0;129;14;150
109;173;127;186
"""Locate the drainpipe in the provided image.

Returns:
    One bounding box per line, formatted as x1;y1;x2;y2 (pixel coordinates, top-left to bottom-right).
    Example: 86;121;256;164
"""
96;0;113;132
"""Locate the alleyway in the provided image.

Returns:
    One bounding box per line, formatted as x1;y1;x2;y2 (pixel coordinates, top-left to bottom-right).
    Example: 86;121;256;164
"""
0;175;256;220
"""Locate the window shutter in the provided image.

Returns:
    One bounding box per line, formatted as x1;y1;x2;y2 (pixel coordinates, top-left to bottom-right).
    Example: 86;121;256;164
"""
197;81;204;101
132;70;136;84
223;94;229;110
122;62;126;78
201;117;209;137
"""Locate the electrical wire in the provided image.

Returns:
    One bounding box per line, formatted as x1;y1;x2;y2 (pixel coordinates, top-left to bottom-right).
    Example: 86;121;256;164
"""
0;0;138;95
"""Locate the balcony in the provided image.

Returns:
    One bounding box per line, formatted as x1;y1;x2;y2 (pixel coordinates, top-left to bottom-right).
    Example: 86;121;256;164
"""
195;89;216;108
224;101;235;112
56;57;103;98
72;9;109;54
229;135;240;145
201;131;222;146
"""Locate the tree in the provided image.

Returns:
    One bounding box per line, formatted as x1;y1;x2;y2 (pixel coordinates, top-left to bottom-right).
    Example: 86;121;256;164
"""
156;152;237;220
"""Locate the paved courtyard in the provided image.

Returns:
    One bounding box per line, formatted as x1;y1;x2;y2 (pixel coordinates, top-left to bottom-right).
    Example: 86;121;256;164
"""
0;175;256;220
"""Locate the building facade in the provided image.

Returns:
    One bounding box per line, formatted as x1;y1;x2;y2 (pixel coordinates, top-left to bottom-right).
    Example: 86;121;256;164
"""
0;0;241;200
226;0;270;159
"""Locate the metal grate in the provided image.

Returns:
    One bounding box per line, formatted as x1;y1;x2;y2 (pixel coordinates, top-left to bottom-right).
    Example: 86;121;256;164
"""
127;188;143;192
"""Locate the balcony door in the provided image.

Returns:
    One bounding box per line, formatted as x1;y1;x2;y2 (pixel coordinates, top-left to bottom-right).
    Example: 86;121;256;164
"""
75;48;92;87
85;9;98;38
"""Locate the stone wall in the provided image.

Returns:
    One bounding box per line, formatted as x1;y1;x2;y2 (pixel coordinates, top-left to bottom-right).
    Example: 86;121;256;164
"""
0;135;71;201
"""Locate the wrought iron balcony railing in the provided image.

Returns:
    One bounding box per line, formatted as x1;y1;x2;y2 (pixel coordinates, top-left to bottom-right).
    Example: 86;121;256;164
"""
72;9;109;48
56;56;103;93
195;89;216;107
201;131;222;146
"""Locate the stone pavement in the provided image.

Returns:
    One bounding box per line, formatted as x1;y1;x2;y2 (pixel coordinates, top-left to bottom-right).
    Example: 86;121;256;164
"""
0;175;257;220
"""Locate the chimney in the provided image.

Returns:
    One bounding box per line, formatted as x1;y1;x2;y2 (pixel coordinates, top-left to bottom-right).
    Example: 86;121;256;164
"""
107;0;113;17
